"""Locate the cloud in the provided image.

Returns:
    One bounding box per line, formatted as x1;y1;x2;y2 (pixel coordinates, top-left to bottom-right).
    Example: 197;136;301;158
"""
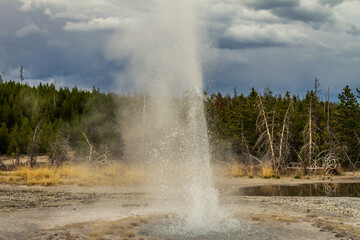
271;5;331;23
16;22;43;37
0;0;358;99
247;0;300;10
18;0;33;11
245;0;332;24
218;23;307;49
319;0;344;7
332;0;360;35
208;1;282;24
17;0;154;20
63;17;134;32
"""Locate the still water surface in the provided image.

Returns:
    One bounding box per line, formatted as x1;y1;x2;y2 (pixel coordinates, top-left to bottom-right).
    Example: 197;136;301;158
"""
239;182;360;197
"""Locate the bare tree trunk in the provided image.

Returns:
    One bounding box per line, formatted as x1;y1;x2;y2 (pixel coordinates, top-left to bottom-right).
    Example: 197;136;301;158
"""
331;132;356;170
50;133;69;166
257;94;276;169
278;100;292;171
95;146;110;165
327;85;331;145
142;86;146;147
82;131;111;165
314;77;320;129
28;122;41;168
271;111;275;143
309;97;312;168
82;131;93;161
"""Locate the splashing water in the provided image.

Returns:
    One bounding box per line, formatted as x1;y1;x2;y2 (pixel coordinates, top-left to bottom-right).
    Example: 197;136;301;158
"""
117;0;238;237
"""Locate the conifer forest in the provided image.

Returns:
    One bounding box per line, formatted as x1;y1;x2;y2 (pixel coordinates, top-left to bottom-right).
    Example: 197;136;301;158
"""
1;80;360;171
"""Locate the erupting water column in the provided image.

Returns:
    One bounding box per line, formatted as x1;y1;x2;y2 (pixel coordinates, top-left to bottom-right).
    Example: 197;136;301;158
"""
116;0;238;237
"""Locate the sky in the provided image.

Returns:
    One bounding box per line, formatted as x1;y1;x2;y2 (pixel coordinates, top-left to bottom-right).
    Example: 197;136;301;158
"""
0;0;359;100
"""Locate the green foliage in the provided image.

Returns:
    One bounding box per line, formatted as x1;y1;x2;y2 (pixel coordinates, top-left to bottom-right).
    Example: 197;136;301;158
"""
7;131;19;157
0;81;359;169
0;122;9;154
205;86;360;169
0;81;125;161
334;86;360;166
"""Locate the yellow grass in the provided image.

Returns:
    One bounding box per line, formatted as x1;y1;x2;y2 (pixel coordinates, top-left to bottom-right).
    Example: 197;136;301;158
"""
229;163;255;178
229;162;276;178
230;163;246;177
247;164;254;177
0;163;147;186
260;162;275;178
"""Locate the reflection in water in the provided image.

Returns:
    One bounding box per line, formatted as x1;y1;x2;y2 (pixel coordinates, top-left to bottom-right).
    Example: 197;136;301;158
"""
239;183;360;197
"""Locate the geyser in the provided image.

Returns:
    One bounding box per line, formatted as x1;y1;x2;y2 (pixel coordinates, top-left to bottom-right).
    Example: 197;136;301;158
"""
115;0;238;237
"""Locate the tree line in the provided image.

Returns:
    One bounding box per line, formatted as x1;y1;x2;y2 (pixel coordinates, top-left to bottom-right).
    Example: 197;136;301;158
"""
206;83;360;171
0;80;360;170
0;81;129;167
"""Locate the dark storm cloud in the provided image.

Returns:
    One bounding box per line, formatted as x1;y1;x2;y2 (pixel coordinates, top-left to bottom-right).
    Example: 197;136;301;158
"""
0;0;359;99
205;46;360;101
0;1;125;90
271;6;331;23
246;0;331;23
247;0;300;10
217;37;288;50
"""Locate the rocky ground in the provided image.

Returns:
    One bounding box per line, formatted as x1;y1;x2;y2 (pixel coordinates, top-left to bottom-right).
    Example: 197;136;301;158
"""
0;173;359;239
0;184;98;210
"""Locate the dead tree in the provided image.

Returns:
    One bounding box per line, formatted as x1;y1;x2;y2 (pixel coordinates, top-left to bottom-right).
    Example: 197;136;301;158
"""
330;131;356;170
300;96;318;170
241;121;257;163
277;99;293;171
82;131;111;165
309;96;313;168
27;122;41;167
82;131;93;162
326;85;331;141
20;65;24;82
255;93;276;168
314;77;320;124
354;131;360;147
255;93;294;173
313;150;340;174
95;146;111;165
50;133;69;166
240;120;261;164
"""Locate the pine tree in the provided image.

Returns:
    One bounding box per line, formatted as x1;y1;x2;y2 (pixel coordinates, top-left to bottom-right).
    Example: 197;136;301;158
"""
0;122;9;154
336;85;360;166
20;65;24;82
18;117;32;153
7;123;19;157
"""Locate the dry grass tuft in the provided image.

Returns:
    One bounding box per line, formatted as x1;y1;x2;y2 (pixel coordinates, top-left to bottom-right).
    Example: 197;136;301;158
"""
59;163;147;186
230;163;246;177
0;163;147;186
230;163;256;178
1;166;62;186
229;162;279;178
260;162;275;178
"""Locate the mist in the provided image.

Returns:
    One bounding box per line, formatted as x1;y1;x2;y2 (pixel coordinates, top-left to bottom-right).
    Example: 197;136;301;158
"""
109;0;237;235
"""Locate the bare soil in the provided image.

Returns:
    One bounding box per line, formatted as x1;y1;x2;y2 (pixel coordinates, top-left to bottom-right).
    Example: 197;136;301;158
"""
0;171;359;240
